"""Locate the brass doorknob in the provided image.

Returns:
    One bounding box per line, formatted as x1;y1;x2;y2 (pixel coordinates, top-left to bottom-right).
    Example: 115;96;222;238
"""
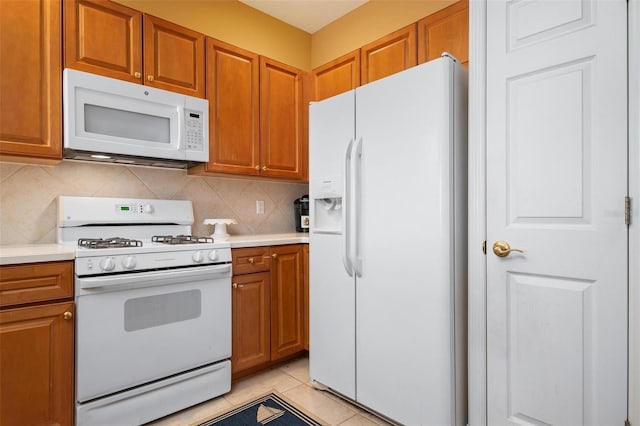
147;75;154;82
233;282;238;289
492;241;524;257
248;257;254;264
255;165;260;171
262;166;267;171
134;71;141;78
63;311;73;320
272;253;278;259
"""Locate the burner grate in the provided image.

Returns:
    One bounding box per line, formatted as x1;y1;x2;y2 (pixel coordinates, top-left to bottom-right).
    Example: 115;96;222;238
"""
152;235;214;245
78;237;143;249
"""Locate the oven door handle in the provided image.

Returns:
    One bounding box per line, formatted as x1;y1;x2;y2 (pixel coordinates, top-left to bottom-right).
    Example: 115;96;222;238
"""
78;264;232;290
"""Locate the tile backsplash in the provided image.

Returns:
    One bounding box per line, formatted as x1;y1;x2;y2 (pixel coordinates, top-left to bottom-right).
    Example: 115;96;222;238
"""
0;161;308;245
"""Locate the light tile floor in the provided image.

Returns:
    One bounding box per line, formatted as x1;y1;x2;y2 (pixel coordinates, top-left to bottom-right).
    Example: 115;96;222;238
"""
147;356;393;426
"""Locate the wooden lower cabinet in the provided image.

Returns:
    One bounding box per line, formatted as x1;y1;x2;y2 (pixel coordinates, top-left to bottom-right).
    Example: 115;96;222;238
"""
0;301;74;426
231;244;307;378
0;260;75;426
231;271;271;374
270;245;304;359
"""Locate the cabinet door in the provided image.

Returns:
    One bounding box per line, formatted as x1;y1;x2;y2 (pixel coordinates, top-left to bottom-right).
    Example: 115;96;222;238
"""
0;302;74;426
64;0;142;83
260;57;304;180
417;0;469;69
303;244;309;350
313;49;360;101
232;272;271;374
0;0;62;161
360;24;417;84
143;14;205;98
205;39;260;175
270;245;305;360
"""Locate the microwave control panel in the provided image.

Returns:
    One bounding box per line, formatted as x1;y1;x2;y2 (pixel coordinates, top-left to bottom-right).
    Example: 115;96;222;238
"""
185;110;204;152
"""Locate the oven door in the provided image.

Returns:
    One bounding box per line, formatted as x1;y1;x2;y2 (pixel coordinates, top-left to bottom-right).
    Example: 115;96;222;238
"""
75;264;231;403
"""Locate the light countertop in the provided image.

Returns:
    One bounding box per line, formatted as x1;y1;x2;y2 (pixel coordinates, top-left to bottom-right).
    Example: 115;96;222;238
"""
225;233;309;248
0;234;309;265
0;244;76;266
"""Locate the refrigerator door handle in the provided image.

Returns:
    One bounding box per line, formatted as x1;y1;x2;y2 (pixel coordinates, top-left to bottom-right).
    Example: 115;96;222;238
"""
342;138;355;277
352;137;363;277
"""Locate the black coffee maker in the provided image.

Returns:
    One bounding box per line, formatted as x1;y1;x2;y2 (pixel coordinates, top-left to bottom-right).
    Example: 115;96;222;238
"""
294;195;309;233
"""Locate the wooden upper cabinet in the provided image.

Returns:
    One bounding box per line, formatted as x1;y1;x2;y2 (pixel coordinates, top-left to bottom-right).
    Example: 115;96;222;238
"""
361;24;417;84
205;38;260;175
270;245;305;360
418;0;469;68
65;1;205;97
0;0;62;161
143;14;205;97
312;49;360;101
260;57;304;180
64;0;142;83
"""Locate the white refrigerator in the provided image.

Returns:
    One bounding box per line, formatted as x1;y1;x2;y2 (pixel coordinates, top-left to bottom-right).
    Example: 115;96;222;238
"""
308;56;468;425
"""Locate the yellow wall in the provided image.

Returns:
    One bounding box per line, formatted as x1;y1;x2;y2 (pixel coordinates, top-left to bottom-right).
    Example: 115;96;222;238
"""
114;0;458;71
114;0;312;70
311;0;457;69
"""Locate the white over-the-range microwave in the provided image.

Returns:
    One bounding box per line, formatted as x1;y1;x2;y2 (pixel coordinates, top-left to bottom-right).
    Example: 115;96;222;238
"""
63;69;208;168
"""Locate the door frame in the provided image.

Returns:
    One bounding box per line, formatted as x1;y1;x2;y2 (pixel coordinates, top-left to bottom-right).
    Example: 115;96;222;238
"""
467;1;639;425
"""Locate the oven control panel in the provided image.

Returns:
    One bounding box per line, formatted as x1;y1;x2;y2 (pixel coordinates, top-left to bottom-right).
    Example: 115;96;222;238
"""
115;203;155;214
75;248;232;276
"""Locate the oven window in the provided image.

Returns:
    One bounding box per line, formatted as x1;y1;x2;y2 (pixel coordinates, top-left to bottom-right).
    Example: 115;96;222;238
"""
124;290;201;331
85;104;171;144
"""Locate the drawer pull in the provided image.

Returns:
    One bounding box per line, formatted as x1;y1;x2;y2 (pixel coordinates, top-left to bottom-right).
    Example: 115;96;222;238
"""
272;253;278;259
248;257;255;264
233;283;238;289
63;311;73;320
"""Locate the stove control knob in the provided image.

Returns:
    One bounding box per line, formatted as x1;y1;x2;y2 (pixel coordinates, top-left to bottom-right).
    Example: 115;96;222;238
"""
100;257;116;271
192;251;204;263
143;204;155;214
122;256;137;270
208;250;218;261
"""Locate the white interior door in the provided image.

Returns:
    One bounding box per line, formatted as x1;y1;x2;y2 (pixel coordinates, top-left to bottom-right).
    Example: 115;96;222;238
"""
486;1;628;425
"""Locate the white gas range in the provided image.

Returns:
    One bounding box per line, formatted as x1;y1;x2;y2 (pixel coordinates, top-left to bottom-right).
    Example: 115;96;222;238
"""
58;196;232;426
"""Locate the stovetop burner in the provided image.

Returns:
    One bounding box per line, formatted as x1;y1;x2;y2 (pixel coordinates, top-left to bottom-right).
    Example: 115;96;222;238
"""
151;235;214;245
78;237;143;249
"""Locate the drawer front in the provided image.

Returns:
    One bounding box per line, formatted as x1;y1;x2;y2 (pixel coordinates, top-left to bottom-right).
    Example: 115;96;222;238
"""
0;261;73;308
232;247;271;275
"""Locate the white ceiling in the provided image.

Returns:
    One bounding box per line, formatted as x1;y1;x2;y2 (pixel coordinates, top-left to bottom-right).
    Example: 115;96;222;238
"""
239;0;369;33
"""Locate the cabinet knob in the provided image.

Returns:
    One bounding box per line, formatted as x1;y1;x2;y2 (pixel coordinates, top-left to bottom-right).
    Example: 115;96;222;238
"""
134;71;141;78
248;257;254;264
262;166;267;172
233;282;238;289
255;165;260;171
63;311;73;320
272;253;278;259
147;75;154;82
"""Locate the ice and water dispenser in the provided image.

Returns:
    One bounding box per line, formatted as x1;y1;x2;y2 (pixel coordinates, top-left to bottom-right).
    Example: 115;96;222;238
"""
310;177;343;234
